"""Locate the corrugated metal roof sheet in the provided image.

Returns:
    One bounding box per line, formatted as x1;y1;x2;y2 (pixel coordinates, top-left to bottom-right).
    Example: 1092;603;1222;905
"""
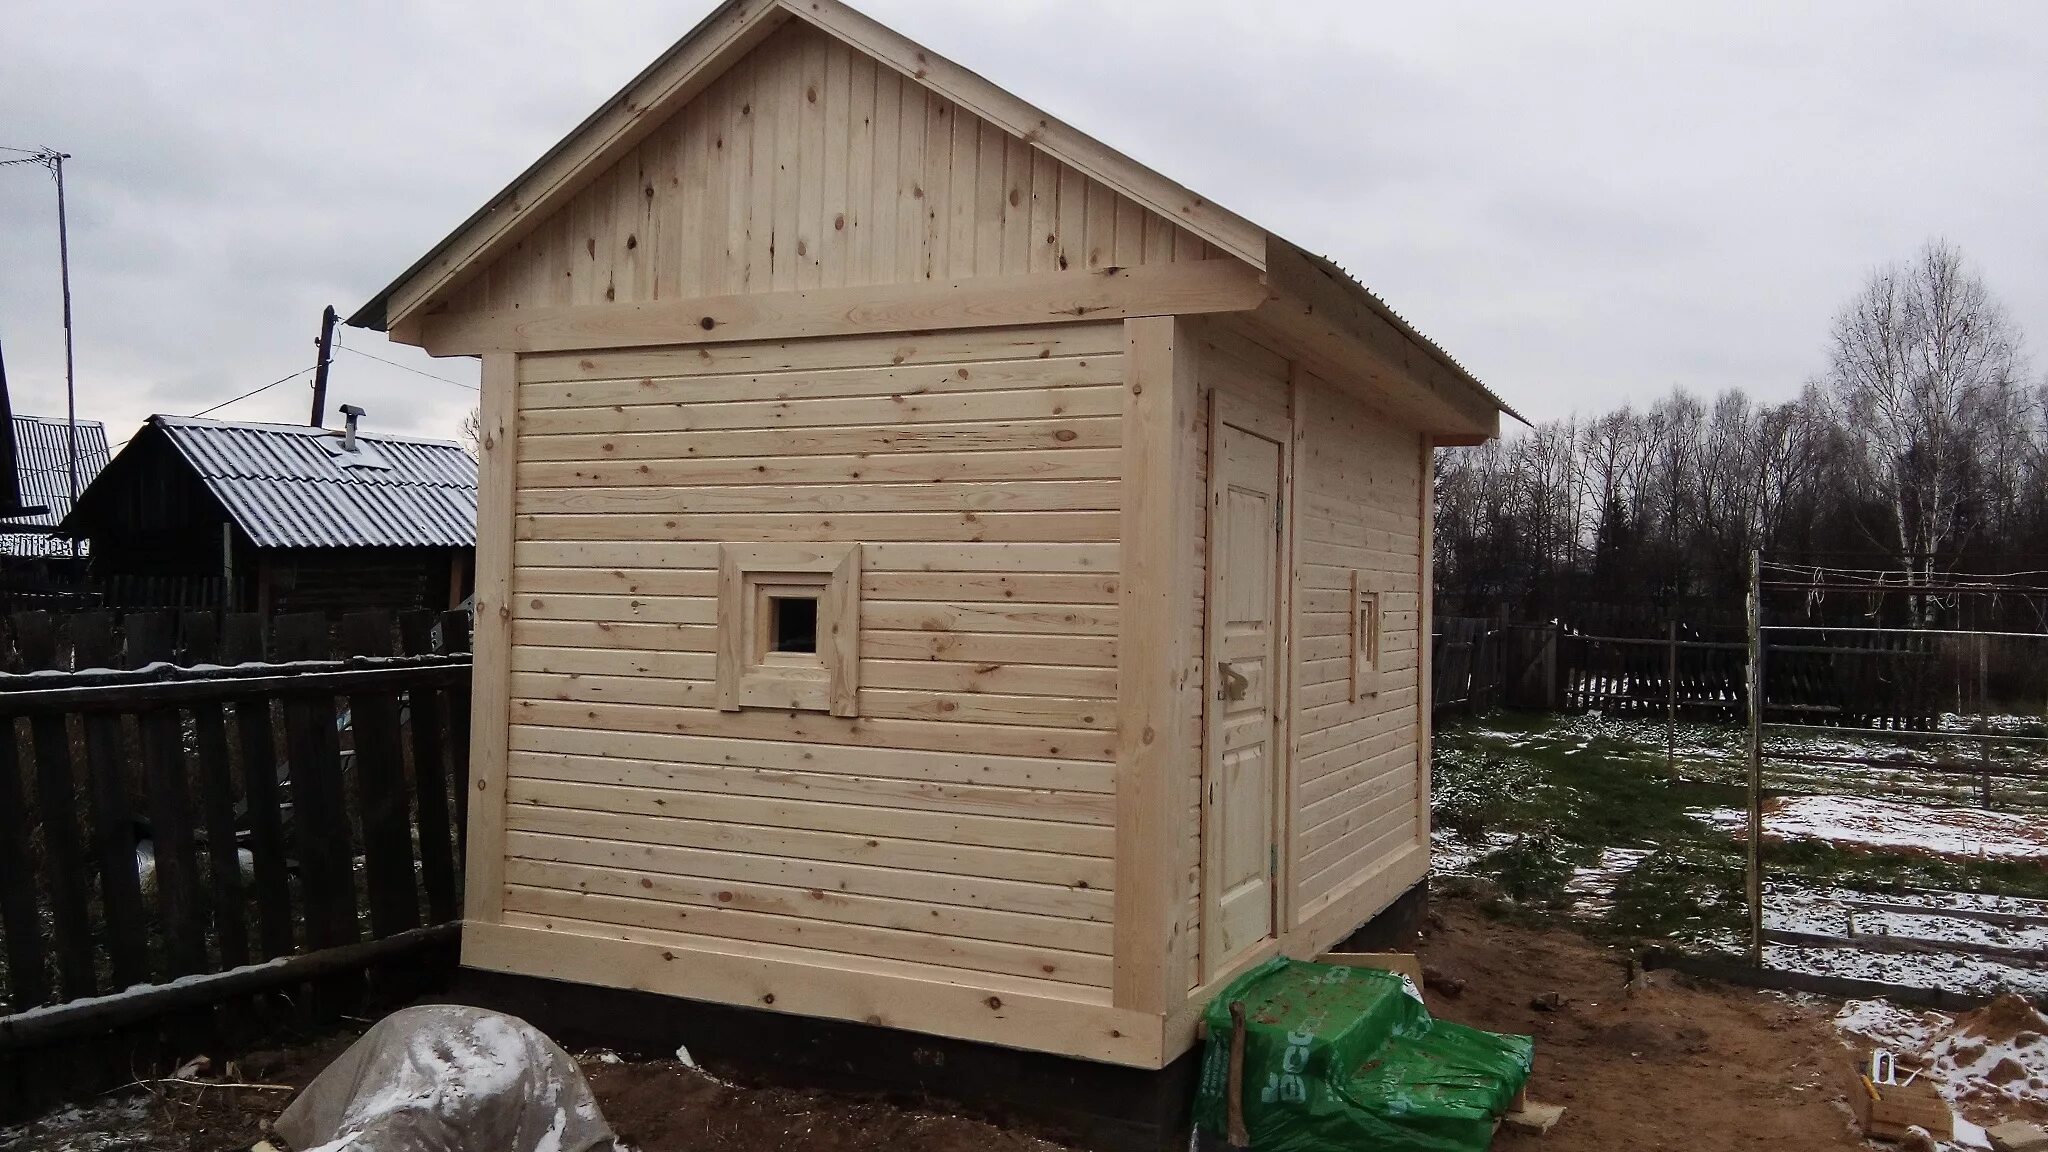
151;416;476;549
0;415;109;557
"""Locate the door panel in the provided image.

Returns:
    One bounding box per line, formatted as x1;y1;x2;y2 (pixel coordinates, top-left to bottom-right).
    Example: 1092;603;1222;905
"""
1202;409;1283;980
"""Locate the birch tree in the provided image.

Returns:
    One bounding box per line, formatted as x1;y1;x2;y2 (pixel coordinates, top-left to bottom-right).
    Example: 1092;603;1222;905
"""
1822;241;2022;595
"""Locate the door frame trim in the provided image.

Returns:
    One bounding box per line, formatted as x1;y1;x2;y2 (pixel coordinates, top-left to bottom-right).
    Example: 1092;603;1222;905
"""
1198;385;1295;982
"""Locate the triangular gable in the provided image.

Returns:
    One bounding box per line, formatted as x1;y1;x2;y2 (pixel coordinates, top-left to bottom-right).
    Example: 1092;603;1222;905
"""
356;0;1264;333
441;18;1230;317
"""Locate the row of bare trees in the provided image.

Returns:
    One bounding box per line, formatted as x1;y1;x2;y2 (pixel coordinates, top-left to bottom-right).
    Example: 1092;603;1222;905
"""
1436;241;2040;627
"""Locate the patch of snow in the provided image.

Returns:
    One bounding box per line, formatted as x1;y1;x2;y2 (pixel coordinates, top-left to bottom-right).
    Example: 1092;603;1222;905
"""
1564;847;1654;918
1835;995;2048;1146
0;1095;155;1152
1428;829;1519;876
1702;795;2048;861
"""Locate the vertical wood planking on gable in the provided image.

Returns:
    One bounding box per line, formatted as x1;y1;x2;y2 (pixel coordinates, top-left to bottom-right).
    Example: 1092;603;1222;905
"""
771;31;804;292
842;52;874;288
893;79;926;284
796;30;828;290
445;21;1221;317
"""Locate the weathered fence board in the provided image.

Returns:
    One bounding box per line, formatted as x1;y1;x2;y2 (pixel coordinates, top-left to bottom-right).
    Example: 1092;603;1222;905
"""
0;606;473;1033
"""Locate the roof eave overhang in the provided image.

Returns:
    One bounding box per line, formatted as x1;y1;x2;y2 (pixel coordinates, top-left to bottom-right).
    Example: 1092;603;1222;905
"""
1250;236;1513;443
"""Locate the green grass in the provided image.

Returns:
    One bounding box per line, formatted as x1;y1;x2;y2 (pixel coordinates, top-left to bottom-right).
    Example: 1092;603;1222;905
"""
1430;710;2048;945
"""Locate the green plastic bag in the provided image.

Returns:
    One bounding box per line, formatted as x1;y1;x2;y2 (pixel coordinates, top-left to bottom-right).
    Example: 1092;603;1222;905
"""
1193;957;1533;1152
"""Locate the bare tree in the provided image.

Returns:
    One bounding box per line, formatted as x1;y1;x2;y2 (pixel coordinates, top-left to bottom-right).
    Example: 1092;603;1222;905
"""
1822;240;2023;597
460;405;482;459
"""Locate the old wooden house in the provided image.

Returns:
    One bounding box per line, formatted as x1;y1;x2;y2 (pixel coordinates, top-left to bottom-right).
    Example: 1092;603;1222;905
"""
352;0;1512;1074
63;413;477;614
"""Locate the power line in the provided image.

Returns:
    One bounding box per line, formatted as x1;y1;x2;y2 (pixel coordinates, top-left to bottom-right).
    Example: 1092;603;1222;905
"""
190;365;319;419
332;340;479;390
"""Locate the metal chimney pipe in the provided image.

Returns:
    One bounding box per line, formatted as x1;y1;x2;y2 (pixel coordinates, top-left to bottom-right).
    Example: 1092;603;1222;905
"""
339;403;365;452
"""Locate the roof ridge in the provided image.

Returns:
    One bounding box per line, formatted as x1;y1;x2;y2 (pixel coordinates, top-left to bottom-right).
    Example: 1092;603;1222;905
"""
150;413;469;450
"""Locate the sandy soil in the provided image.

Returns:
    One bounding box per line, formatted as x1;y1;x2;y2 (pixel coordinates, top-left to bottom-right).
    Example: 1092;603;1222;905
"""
3;895;1880;1152
1418;898;1868;1151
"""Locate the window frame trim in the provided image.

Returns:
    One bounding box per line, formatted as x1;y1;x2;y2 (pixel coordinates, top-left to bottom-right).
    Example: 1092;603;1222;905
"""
716;543;861;716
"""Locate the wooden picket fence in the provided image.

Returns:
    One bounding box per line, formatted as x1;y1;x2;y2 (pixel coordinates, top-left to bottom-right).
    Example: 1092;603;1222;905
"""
0;607;472;1116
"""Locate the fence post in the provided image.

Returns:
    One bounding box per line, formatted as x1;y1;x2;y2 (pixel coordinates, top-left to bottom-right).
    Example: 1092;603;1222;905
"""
129;611;209;978
73;613;152;988
1745;551;1765;968
1544;623;1560;710
340;610;420;941
1666;619;1678;775
222;614;295;961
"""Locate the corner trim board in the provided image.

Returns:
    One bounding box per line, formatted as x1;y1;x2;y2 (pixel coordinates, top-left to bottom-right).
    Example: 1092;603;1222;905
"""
1111;315;1199;1013
462;351;518;924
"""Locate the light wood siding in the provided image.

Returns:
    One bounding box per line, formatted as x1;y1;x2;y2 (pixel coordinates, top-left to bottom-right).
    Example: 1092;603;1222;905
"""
1180;322;1426;975
501;321;1123;993
1291;373;1424;915
446;20;1214;316
1181;323;1292;988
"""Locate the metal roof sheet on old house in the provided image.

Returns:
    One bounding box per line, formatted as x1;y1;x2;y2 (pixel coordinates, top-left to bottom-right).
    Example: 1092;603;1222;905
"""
70;415;477;550
0;415;110;557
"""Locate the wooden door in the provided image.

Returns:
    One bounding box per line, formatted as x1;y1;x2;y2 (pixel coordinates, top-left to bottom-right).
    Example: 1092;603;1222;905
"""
1202;401;1285;980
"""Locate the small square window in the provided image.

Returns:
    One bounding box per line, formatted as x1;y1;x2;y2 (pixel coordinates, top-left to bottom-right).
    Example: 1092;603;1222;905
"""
769;595;819;654
718;544;860;716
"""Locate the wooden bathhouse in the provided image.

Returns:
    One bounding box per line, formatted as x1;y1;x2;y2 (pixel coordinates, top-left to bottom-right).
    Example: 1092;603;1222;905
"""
351;0;1512;1072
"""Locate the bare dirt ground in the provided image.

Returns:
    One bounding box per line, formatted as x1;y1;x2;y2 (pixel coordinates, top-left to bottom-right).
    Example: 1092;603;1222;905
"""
4;894;1878;1152
1418;896;1866;1151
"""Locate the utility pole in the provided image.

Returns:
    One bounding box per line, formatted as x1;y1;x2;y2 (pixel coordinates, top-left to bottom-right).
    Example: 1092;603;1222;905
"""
1;147;80;556
53;152;77;559
309;304;338;427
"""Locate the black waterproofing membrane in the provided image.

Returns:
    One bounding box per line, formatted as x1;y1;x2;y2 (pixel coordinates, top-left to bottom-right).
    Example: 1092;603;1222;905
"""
1193;957;1535;1152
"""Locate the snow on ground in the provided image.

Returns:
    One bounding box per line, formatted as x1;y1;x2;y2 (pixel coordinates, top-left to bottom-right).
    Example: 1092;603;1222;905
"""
0;1096;155;1152
1765;939;2048;1002
1564;847;1655;918
1834;994;2048;1149
1695;885;2048;1000
1701;794;2048;861
1765;886;2048;954
1429;828;1520;877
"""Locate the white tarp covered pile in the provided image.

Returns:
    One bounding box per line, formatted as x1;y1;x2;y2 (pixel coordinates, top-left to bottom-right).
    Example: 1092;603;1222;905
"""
273;1005;619;1152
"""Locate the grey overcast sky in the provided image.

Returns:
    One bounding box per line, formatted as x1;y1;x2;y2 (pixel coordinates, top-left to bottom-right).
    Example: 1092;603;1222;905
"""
3;1;2043;447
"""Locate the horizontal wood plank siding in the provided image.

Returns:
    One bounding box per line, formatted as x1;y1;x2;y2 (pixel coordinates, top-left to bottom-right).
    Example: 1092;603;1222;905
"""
1181;324;1295;987
1290;370;1424;912
447;21;1217;317
503;321;1123;989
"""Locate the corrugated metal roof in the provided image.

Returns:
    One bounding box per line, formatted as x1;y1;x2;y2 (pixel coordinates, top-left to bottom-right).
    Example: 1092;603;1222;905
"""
148;416;476;549
0;415;109;557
